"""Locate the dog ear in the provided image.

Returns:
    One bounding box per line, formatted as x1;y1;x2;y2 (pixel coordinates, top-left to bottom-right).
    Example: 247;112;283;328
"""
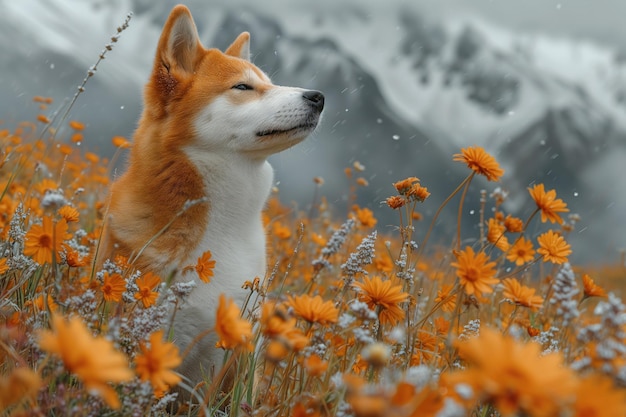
156;5;202;74
225;32;251;61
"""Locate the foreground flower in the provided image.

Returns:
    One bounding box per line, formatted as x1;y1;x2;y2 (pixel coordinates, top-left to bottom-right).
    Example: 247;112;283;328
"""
445;327;578;417
101;272;126;302
353;276;409;325
215;294;253;350
24;217;71;264
38;315;133;409
571;375;626;417
453;146;504;182
537;230;572;264
288;294;339;326
135;330;182;396
134;272;161;308
451;246;499;296
502;278;544;311
0;367;42;409
506;237;536;266
195;250;216;283
528;184;569;224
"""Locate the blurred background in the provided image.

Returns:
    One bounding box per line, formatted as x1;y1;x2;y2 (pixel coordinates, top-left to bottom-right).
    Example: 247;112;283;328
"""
2;0;625;264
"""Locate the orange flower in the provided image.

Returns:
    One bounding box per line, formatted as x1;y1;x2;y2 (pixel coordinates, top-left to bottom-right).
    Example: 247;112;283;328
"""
506;237;536;266
504;215;524;233
451;246;499;296
0;258;8;274
273;221;292;239
386;195;406;209
58;205;79;223
411;331;438;365
502;278;544;311
393;177;419;194
65;249;87;267
582;274;607;298
528;184;569;224
195;250;216;283
288;294;339;326
486;218;510;251
112;136;131;149
102;272;126;303
135;330;182;397
68;120;85;130
353;276;409;326
304;354;328;377
215;294;253;350
572;375;626;417
24;217;71;264
446;327;578;417
354;207;377;228
537;230;571;264
408;183;430;202
434;284;456;312
453;146;504;182
38;314;133;409
0;368;42;410
134;272;161;308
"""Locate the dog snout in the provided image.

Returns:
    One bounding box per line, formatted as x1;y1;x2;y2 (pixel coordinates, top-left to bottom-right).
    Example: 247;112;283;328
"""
302;90;325;112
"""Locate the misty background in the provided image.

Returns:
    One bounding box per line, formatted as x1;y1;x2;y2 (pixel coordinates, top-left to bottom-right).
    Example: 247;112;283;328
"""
1;0;625;264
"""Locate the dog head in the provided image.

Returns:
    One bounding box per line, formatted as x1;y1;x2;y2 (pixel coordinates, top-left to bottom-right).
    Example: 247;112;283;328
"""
145;5;324;158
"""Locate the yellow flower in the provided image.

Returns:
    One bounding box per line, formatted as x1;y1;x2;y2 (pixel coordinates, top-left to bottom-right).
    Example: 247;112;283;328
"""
134;272;161;308
353;276;409;326
135;330;182;397
537;230;571;264
502;278;544;311
102;272;126;303
446;327;578;417
451;246;499;296
38;314;133;409
528;184;569;224
215;294;253;351
453;146;504;182
195;250;216;283
582;273;607;298
24;217;71;264
288;294;339;326
506;237;536;266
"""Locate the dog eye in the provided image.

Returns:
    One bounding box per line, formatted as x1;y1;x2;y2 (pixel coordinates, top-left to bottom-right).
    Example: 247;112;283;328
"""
232;83;253;91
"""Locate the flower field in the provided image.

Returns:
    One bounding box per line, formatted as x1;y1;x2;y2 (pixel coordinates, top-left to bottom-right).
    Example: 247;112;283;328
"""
1;99;625;417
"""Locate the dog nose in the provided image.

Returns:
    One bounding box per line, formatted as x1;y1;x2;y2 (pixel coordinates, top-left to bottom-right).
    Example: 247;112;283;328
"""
302;90;324;111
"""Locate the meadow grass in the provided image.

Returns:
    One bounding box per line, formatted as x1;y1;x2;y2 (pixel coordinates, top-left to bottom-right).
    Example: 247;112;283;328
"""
1;103;625;417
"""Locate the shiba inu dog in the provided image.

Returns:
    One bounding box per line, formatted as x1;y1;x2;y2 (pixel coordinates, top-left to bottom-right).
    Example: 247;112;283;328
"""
101;4;323;392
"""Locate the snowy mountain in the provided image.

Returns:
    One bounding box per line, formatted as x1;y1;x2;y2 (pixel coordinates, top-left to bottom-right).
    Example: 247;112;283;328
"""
1;0;625;263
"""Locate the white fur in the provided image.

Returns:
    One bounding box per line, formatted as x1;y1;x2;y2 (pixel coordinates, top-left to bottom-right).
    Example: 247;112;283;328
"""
172;82;320;384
